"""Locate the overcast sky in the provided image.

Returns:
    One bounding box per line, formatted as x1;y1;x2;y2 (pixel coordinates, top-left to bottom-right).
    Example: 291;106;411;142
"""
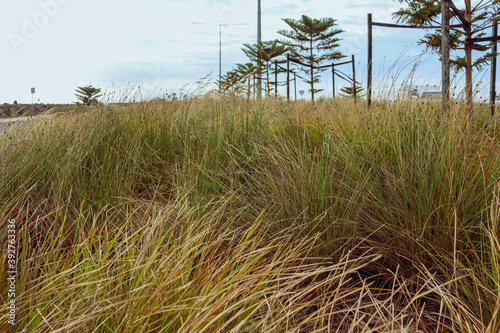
0;0;493;103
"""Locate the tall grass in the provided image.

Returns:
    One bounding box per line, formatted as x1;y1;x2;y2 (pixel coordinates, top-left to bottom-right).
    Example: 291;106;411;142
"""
1;96;499;332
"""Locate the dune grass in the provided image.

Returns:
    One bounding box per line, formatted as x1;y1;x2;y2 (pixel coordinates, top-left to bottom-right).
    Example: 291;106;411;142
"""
0;96;499;332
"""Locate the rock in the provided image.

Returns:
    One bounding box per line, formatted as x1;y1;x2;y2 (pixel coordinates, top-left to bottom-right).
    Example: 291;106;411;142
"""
0;103;70;118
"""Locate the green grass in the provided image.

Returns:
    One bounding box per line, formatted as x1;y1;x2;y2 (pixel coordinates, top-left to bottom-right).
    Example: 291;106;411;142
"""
1;96;499;332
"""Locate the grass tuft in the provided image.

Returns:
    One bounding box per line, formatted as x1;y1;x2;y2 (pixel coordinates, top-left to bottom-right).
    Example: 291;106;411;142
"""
1;97;499;331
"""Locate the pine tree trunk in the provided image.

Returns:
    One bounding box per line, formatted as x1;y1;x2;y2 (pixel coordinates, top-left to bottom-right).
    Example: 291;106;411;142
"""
465;0;473;119
310;39;315;104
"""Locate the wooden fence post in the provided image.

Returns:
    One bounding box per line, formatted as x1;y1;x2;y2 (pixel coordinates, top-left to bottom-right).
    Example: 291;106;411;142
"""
352;55;357;101
490;23;498;116
287;54;290;102
275;60;278;98
368;13;373;107
294;73;297;102
332;64;336;98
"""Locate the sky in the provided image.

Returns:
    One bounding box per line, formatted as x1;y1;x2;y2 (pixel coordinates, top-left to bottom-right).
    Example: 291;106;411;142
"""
0;0;494;103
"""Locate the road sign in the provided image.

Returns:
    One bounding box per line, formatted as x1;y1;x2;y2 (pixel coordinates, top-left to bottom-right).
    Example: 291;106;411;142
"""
299;90;304;96
31;87;35;94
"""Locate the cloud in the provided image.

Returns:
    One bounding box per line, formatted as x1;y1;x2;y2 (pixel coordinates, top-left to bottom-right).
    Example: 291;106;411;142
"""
263;4;298;16
0;0;457;103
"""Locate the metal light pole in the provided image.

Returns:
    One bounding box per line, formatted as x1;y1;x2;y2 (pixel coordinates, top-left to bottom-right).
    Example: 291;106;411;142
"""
219;25;222;84
191;22;250;92
31;87;35;115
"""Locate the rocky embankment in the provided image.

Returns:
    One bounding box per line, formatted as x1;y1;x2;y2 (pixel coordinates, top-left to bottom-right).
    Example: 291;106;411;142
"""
0;103;65;118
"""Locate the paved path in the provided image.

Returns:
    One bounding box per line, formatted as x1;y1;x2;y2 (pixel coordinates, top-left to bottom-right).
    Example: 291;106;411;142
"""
0;116;45;134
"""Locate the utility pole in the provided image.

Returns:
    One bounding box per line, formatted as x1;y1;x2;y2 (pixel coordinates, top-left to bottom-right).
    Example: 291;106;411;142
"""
219;25;222;88
191;22;250;93
257;0;262;99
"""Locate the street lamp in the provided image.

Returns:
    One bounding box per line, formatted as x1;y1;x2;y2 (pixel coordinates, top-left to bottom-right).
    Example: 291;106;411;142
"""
191;22;250;92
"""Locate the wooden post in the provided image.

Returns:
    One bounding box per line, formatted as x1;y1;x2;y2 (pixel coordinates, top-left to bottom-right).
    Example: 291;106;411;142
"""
253;74;256;99
257;0;262;99
294;72;297;102
287;54;290;102
267;64;270;96
442;0;450;112
490;23;498;117
248;76;251;100
465;0;473;119
352;55;357;101
332;64;335;98
368;13;373;107
275;60;278;97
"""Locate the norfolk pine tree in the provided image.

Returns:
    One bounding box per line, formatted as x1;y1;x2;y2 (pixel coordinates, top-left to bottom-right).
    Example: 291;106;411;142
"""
278;15;345;103
235;63;258;98
393;0;500;118
218;63;257;96
340;85;365;98
75;85;102;106
242;40;289;96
